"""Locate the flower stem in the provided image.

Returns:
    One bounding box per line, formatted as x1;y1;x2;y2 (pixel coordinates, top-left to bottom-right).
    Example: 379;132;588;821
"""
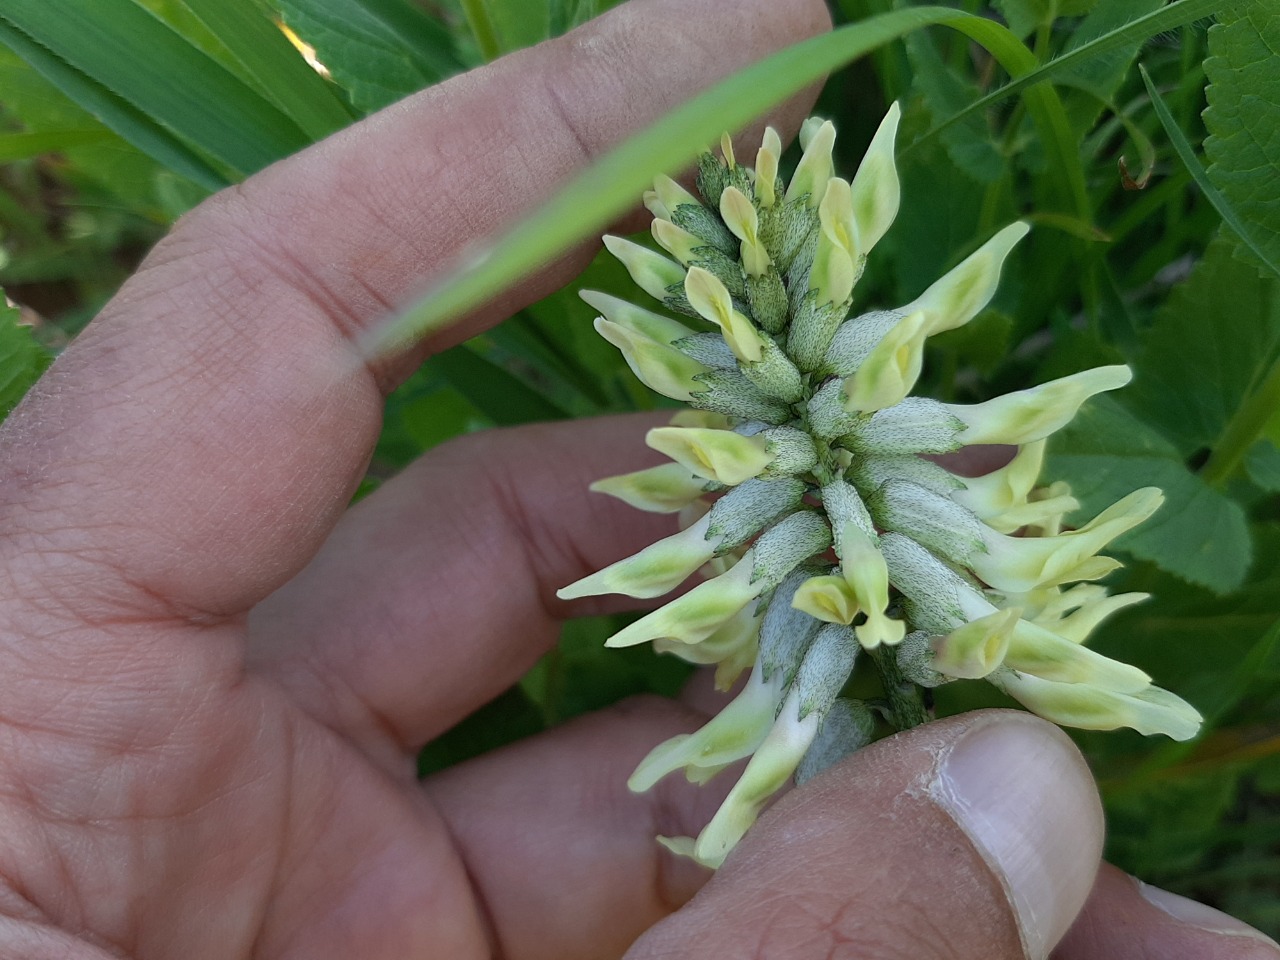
459;0;502;62
1201;353;1280;489
869;646;929;731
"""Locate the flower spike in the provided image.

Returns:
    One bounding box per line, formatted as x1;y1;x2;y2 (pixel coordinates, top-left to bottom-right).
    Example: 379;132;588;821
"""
563;107;1198;871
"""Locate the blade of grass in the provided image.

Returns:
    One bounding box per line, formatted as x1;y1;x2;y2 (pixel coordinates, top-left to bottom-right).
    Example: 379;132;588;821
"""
0;19;228;189
177;0;354;141
1140;63;1280;280
459;0;502;62
370;6;1085;354
1;0;310;178
910;0;1223;155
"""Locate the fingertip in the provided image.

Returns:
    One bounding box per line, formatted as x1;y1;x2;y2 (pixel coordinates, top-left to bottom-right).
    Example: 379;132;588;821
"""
932;711;1103;959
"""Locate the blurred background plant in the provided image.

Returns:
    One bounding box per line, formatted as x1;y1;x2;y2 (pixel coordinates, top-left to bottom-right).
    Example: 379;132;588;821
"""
0;0;1276;933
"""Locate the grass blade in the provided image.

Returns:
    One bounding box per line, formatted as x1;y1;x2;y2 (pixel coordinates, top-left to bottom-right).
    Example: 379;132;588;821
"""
912;0;1223;153
1;0;311;178
177;0;354;141
1140;64;1280;281
370;6;1089;354
0;19;228;189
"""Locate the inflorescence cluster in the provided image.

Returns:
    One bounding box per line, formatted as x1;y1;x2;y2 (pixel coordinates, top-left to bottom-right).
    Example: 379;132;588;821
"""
558;106;1201;869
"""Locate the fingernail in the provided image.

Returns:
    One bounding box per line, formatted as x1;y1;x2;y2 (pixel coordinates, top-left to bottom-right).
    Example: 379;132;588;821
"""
932;714;1104;960
1138;880;1280;953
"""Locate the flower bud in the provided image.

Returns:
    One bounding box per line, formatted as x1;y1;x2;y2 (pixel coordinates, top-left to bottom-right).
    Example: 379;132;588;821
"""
903;221;1029;335
792;574;858;624
971;487;1163;593
992;669;1202;741
947;365;1133;446
628;660;782;792
589;463;716;513
841;310;928;413
593;317;709;402
930;608;1019;679
684;267;765;363
720;186;771;277
602;235;687;304
557;512;725;601
754;127;783;209
785;119;836;208
604;557;764;648
848;101;901;258
646;425;774;485
838;522;905;648
843;397;965;454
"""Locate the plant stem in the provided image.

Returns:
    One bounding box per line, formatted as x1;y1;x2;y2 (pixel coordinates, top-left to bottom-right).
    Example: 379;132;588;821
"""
460;0;502;62
1202;354;1280;488
870;646;929;731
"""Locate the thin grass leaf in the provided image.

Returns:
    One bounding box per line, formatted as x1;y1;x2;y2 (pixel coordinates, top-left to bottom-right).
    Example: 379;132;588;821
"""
0;18;228;189
1139;64;1280;281
911;0;1223;154
177;0;354;141
370;6;1086;354
0;0;311;178
459;0;502;61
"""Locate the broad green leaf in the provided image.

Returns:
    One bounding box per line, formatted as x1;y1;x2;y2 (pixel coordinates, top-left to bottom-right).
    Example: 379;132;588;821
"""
0;19;227;190
371;5;1089;353
1054;0;1163;137
1107;773;1239;878
1203;2;1280;276
905;32;1004;183
177;0;354;141
1127;239;1280;462
991;0;1049;40
0;301;52;419
462;0;550;57
912;0;1224;154
276;0;463;114
1048;396;1252;594
429;342;569;425
1246;441;1280;492
0;0;311;178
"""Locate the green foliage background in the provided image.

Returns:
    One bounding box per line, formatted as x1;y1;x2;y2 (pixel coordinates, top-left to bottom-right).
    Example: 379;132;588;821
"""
1;0;1277;932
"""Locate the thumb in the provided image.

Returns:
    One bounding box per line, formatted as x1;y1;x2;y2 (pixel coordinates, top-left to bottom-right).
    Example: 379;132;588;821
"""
626;710;1103;960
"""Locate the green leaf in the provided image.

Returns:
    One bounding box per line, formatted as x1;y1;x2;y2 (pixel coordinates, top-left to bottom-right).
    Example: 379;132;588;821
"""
1048;396;1252;594
276;0;462;113
1245;441;1280;492
0;0;311;178
0;128;111;161
905;31;1005;183
176;0;354;141
1141;64;1280;282
913;0;1224;155
370;5;1089;353
991;0;1050;41
0;19;227;190
1203;2;1280;276
1127;239;1280;461
0;301;52;420
429;341;569;426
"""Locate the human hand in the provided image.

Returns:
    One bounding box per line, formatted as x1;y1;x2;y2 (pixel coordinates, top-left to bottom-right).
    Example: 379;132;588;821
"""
0;0;1274;956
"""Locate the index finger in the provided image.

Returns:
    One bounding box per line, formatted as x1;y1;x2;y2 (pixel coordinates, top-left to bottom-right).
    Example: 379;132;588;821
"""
0;0;831;622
